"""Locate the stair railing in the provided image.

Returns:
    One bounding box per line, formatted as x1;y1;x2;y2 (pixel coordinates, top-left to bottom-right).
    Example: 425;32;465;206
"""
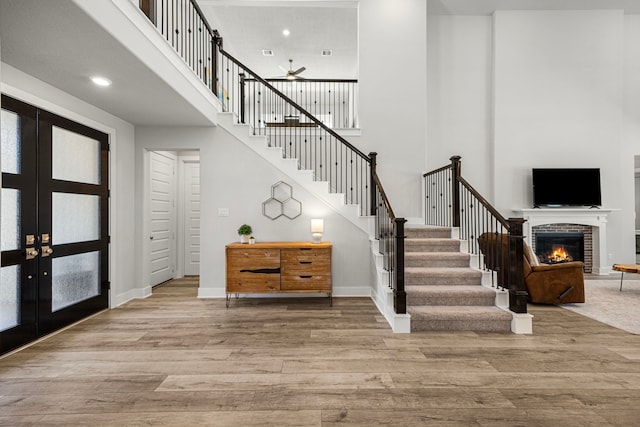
215;47;372;216
370;153;407;314
139;0;406;315
423;156;528;314
243;78;359;130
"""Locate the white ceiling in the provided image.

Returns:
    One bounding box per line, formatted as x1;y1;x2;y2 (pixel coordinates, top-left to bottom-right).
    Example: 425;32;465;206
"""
199;3;358;79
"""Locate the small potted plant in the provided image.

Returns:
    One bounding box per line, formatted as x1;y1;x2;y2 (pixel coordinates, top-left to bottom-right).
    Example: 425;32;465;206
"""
238;224;252;244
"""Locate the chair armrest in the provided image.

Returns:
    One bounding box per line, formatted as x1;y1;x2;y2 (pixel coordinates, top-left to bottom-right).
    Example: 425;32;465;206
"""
531;261;584;273
526;262;585;304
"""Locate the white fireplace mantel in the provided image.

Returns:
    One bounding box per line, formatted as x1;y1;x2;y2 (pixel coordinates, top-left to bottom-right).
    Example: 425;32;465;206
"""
513;208;619;275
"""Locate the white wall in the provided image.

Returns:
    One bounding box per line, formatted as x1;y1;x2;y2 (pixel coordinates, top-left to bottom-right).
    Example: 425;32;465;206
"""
358;0;427;220
135;125;372;299
426;15;493;197
492;10;634;264
0;63;137;307
626;17;640;232
426;10;637;263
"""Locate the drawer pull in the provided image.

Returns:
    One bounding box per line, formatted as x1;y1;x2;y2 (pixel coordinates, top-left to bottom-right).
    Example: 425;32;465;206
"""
240;268;281;274
300;275;312;279
300;248;311;251
299;261;312;264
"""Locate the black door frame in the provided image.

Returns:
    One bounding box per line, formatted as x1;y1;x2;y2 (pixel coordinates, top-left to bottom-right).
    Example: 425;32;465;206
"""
1;94;110;353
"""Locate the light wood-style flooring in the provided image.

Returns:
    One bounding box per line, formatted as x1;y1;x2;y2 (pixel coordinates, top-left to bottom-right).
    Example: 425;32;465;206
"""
1;277;640;426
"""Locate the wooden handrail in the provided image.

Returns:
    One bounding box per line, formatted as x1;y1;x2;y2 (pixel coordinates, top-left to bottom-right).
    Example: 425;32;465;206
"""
422;155;528;315
457;176;510;230
219;48;370;161
371;170;396;220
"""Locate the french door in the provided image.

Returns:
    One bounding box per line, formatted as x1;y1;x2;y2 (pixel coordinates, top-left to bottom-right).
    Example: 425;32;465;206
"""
1;95;109;354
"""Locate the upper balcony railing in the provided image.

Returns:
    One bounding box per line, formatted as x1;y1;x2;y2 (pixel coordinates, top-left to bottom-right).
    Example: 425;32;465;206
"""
243;78;358;130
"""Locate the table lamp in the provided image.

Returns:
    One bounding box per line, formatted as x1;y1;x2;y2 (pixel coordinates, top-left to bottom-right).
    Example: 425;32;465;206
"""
311;219;324;244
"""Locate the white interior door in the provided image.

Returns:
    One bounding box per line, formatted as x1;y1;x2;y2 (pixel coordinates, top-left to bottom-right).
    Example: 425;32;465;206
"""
149;151;177;286
183;161;200;276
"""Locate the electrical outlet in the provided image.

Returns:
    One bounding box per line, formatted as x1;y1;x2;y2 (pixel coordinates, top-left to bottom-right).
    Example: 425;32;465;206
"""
218;208;229;217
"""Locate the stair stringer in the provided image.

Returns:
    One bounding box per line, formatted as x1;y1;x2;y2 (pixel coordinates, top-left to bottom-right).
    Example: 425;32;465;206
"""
217;113;374;235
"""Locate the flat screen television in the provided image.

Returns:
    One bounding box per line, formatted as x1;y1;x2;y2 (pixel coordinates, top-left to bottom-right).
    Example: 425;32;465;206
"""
532;168;601;207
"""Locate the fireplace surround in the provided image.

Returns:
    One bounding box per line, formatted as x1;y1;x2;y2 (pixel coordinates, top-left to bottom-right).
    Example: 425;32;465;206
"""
514;208;616;275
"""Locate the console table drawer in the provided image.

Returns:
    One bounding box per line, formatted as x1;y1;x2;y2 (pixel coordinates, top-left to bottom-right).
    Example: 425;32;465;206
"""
227;248;280;268
226;248;281;292
281;248;330;276
281;274;331;291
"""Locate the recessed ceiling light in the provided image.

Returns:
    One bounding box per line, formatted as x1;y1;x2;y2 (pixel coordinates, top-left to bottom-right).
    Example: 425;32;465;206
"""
262;49;274;56
322;49;332;56
282;29;290;36
91;76;112;87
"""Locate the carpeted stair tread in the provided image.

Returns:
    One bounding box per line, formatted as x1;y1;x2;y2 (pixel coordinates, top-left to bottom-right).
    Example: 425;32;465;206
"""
405;252;470;268
405;267;482;286
406;285;496;306
399;226;513;332
408;306;512;332
405;238;460;253
405;226;452;239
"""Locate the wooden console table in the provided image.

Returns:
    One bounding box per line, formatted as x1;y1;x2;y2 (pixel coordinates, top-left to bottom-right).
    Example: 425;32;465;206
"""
225;241;332;307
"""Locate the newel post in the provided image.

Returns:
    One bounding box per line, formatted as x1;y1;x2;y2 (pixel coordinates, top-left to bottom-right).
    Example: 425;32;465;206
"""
507;217;528;314
369;152;378;216
211;30;222;96
450;156;461;228
394;217;407;314
239;73;246;124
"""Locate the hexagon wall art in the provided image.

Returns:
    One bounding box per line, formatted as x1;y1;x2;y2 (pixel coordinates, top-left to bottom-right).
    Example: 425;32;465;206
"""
262;181;302;220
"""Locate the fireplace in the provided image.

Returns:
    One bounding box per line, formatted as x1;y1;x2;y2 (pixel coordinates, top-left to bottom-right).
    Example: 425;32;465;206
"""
516;209;614;275
535;232;584;265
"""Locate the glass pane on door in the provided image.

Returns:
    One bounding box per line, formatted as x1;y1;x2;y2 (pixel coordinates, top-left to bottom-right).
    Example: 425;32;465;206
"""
1;189;21;251
51;251;100;312
0;265;20;332
52;192;100;245
0;109;21;174
52;126;100;185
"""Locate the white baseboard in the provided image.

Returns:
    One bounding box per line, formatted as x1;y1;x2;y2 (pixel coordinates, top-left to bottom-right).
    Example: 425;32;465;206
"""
111;286;152;308
197;287;226;298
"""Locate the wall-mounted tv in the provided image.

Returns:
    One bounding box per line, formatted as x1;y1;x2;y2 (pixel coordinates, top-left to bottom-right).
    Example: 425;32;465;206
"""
532;168;601;208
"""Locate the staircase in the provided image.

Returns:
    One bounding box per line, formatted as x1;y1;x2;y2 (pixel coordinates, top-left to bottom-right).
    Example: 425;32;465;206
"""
404;226;512;332
216;113;373;234
134;0;525;333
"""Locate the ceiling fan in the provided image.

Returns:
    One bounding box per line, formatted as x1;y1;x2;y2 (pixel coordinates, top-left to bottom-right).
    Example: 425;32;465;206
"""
278;59;306;80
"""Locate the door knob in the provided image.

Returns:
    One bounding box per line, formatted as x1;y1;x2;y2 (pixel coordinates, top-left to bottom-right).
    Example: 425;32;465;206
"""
41;246;54;257
26;248;39;260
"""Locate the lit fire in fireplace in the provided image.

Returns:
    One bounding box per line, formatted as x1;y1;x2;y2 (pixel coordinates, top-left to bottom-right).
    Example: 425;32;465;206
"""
547;246;573;263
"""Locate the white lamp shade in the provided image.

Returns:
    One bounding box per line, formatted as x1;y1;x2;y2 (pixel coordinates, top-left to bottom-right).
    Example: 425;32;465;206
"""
311;219;324;233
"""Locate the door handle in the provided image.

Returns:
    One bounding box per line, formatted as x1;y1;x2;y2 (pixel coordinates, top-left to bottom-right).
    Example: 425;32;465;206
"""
26;248;39;260
41;246;54;257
